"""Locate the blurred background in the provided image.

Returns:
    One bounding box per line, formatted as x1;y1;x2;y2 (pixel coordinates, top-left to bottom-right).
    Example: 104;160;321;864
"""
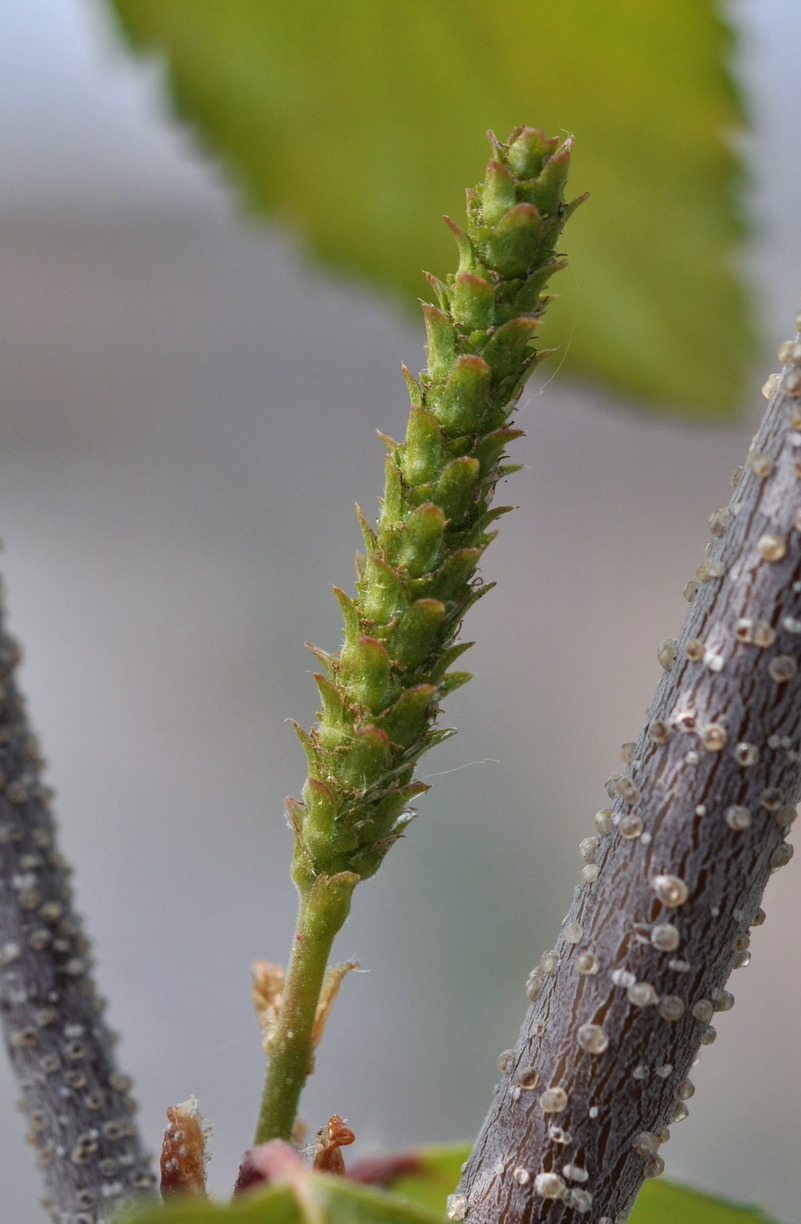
1;1;800;1220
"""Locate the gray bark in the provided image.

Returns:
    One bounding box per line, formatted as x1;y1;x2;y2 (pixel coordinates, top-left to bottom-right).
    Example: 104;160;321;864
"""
457;345;801;1223
0;575;157;1223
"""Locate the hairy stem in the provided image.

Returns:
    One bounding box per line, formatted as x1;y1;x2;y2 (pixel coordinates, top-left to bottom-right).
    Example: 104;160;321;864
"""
255;871;357;1143
457;328;801;1222
0;574;156;1223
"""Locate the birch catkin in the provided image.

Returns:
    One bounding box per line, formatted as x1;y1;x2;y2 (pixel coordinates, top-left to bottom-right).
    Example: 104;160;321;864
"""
258;129;586;1145
288;129;584;891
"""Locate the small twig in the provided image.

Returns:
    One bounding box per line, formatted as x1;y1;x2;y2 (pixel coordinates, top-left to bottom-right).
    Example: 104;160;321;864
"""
456;332;801;1221
0;573;156;1222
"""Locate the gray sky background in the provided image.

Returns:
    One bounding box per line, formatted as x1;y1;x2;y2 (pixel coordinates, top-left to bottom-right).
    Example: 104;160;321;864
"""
1;2;801;1222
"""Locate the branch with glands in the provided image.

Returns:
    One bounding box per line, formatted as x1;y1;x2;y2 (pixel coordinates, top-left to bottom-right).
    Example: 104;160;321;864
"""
456;308;801;1224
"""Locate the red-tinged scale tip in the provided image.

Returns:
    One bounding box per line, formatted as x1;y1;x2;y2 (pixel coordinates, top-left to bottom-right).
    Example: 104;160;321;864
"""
233;1140;306;1197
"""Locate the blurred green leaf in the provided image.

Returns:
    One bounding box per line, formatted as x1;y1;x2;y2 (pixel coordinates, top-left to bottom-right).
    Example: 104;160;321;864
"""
630;1180;779;1223
122;1173;448;1224
122;1144;778;1224
106;0;750;416
355;1144;779;1224
374;1143;469;1214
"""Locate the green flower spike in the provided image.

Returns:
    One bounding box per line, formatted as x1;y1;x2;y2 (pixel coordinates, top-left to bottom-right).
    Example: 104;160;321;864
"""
256;128;584;1145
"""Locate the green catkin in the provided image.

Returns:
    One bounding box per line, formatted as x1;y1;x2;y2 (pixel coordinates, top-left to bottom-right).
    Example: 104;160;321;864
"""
257;129;584;1146
290;128;584;890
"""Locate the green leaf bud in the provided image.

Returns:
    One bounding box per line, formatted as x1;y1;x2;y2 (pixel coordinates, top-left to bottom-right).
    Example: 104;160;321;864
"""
355;503;378;556
285;794;305;840
463;575;495;612
563;192;589;223
359;556;405;623
390;599;446;670
332;587;361;647
403;725;457;766
422;303;456;381
451;272;495;332
377;684;437;748
482;202;544;279
377;427;400;455
423;271;448;312
299;779;359;865
512;256;568;314
402;406;444;485
480;317;539;382
411;546;482;603
365;780;430;843
399;502;447;577
338;725;390;787
405;482;436;509
291;720;319;770
429;639;473;683
436;354;492;435
380;453;404;528
471;427;525;477
529;136;573;217
482;157;518;227
435;456;481;522
401;363;423;407
437;670;472;698
314;673;350;749
443;214;478;276
479;503;513;528
305;640;336;675
343;636;391;713
504;126;561;180
349;840;393;882
302;778;337;828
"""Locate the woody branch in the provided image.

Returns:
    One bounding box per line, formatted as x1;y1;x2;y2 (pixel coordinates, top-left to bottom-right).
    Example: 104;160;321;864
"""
457;326;801;1223
0;573;156;1224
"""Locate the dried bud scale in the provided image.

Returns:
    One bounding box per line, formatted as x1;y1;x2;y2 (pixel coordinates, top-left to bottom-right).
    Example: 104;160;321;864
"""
160;1098;209;1199
0;577;155;1221
311;1114;355;1176
457;321;801;1223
